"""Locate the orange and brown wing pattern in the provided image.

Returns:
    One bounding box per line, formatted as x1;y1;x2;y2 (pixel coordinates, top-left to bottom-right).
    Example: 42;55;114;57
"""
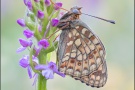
57;25;107;88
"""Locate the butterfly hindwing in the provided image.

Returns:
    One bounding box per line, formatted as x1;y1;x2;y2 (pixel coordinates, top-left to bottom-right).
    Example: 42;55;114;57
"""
57;22;107;88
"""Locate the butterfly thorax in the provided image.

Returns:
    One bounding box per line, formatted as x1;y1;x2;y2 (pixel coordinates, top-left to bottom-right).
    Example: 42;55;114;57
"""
57;6;82;30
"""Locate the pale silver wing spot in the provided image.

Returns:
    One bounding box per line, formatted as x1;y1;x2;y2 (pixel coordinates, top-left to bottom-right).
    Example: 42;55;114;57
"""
82;28;87;34
82;70;89;75
90;64;96;72
77;50;81;55
93;38;99;44
67;41;73;46
96;76;100;80
76;32;80;36
75;39;81;47
89;44;95;51
68;32;72;38
100;78;104;84
95;81;99;85
66;69;74;75
65;53;70;56
62;56;69;61
96;58;102;66
71;53;76;58
90;74;96;80
85;46;90;54
60;67;66;73
88;33;93;38
74;71;81;77
100;50;104;56
76;26;79;29
83;54;87;60
77;54;83;61
72;29;77;36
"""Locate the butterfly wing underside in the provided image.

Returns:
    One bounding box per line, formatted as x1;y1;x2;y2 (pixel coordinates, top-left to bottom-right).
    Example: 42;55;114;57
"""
57;24;107;88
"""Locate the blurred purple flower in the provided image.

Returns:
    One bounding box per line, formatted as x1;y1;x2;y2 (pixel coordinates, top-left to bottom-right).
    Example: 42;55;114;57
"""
37;10;44;19
54;2;62;10
44;0;51;6
23;0;30;6
27;1;33;10
51;18;59;27
35;62;65;79
19;55;38;78
23;29;34;38
17;19;26;27
38;39;49;49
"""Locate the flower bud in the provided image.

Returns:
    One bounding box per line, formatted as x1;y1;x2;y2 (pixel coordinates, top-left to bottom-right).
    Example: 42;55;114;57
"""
51;18;59;27
19;38;32;47
38;39;49;49
23;29;34;38
17;19;26;27
37;10;44;19
44;0;51;6
27;1;33;10
54;2;62;10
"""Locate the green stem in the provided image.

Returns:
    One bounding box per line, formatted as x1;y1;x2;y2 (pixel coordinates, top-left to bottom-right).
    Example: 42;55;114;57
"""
37;53;47;90
38;74;47;90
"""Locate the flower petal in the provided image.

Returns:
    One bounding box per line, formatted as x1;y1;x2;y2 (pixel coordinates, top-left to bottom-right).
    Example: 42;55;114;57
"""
17;19;26;27
44;0;51;6
37;10;44;19
35;65;48;70
19;38;33;47
27;1;33;10
27;66;32;79
16;46;26;53
19;56;29;68
38;39;49;49
54;2;62;10
32;73;38;86
42;69;54;79
51;18;59;27
23;29;34;38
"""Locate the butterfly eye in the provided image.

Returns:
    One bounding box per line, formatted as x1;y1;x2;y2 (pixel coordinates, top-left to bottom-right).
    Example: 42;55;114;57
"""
72;9;79;14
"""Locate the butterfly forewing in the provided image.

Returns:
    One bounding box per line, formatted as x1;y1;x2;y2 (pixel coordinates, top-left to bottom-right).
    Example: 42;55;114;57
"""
57;23;107;88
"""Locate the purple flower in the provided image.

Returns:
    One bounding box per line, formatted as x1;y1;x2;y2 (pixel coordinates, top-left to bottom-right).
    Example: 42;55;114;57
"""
37;10;44;19
23;0;30;6
51;18;59;27
34;0;40;2
17;19;26;27
35;62;65;79
44;0;51;6
23;29;34;38
19;55;38;78
16;39;33;53
38;39;49;49
54;2;62;10
19;38;32;47
27;1;33;10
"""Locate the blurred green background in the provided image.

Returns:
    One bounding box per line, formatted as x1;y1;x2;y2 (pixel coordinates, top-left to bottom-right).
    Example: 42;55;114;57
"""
1;0;134;90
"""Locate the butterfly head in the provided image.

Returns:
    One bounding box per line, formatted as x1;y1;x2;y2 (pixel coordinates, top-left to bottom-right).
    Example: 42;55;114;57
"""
70;6;82;15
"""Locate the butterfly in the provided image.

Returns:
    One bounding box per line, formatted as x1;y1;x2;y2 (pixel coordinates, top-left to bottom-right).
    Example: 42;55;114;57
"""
57;6;108;88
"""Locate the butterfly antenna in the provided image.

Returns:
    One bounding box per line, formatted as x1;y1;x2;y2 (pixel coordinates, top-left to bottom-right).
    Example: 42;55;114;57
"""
50;0;69;11
82;13;115;24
